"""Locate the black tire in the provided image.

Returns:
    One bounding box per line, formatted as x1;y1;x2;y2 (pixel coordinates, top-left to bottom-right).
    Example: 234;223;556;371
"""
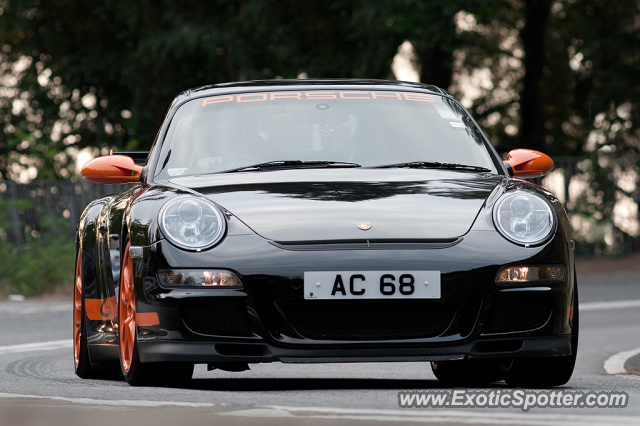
431;359;510;385
504;272;579;388
75;296;99;378
75;249;121;379
74;249;98;379
121;341;194;387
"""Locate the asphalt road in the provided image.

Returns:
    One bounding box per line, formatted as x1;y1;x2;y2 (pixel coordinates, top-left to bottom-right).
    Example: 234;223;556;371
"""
0;272;639;426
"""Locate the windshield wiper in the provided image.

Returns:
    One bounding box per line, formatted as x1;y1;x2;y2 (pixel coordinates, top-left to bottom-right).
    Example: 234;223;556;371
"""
373;161;491;172
221;160;361;173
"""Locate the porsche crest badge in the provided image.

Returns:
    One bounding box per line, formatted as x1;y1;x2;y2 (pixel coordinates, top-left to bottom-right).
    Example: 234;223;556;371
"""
357;222;372;231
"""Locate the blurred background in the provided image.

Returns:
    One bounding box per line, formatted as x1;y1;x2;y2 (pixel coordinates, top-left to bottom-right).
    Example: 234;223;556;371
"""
0;0;638;296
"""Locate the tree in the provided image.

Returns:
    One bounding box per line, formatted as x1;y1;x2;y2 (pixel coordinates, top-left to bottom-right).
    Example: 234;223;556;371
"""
1;0;638;193
0;0;410;180
519;0;552;153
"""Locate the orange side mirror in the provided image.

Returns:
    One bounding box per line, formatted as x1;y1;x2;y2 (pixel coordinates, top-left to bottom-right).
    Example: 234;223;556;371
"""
504;149;554;179
81;155;143;184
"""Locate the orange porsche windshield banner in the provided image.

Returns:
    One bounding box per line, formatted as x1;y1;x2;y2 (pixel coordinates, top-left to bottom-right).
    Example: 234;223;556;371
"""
201;91;437;107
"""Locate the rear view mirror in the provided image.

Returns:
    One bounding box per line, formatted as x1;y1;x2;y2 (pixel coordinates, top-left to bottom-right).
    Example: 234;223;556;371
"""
504;149;554;179
289;105;350;124
81;155;143;184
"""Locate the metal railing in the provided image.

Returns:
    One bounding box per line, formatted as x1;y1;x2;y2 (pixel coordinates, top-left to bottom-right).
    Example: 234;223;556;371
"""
0;180;134;252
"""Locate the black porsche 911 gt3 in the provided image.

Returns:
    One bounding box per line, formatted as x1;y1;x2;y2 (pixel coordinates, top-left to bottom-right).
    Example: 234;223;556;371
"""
74;79;577;387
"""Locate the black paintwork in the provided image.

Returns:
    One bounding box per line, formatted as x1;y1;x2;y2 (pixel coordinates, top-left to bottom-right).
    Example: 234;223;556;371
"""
169;169;503;241
76;80;575;367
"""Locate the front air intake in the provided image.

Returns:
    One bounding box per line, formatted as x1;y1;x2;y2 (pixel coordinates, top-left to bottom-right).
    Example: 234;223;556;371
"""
181;298;252;336
483;293;552;334
283;300;457;340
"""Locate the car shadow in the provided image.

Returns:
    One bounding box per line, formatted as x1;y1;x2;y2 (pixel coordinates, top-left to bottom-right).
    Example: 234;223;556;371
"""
180;377;508;392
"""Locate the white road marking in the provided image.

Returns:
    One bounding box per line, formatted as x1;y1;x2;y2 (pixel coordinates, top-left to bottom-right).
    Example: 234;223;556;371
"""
0;392;218;408
220;405;640;426
604;347;640;375
580;300;640;311
0;397;634;425
0;302;71;314
0;340;72;354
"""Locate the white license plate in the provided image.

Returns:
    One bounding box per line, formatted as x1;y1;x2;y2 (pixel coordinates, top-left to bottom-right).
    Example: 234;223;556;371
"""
304;271;440;300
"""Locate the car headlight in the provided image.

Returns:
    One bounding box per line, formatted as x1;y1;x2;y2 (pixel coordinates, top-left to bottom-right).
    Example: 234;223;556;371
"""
492;190;555;245
159;197;226;250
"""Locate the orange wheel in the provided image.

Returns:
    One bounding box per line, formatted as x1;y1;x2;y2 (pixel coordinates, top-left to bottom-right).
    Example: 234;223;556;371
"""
119;241;136;373
117;239;194;386
73;251;82;367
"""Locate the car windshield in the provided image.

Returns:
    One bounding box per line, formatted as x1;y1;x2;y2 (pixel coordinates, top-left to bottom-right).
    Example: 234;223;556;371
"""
155;90;498;178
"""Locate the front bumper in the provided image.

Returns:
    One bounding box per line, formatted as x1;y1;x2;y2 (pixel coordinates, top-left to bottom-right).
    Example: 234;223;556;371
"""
138;335;572;363
129;229;575;364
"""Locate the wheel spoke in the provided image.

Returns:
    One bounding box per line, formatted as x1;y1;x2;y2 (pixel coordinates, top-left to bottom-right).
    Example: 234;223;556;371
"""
119;241;136;374
127;318;135;338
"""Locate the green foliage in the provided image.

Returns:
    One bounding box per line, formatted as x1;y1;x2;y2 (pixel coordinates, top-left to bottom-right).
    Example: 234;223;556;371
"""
0;234;75;296
2;1;639;158
0;197;75;296
452;0;639;156
568;100;640;255
0;0;499;180
0;0;410;180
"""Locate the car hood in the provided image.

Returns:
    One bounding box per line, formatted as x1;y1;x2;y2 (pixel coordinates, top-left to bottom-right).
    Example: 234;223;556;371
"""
169;169;503;242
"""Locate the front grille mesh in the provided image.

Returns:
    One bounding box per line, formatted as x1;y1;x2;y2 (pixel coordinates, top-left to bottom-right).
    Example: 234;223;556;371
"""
283;301;457;340
181;298;252;336
483;293;552;334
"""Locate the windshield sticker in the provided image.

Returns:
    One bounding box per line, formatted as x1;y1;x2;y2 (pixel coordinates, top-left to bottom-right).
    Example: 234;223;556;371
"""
401;93;436;102
306;91;339;99
167;168;187;176
202;95;233;106
434;103;459;119
371;92;402;99
339;91;373;99
270;92;302;100
237;93;268;102
202;91;437;107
